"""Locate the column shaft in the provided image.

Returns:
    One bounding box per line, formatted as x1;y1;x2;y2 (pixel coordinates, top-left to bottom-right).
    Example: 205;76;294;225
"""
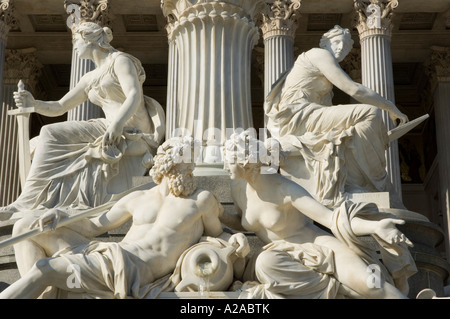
360;32;402;197
67;50;104;121
264;36;295;97
165;39;179;139
163;1;265;148
433;80;450;259
0;81;17;207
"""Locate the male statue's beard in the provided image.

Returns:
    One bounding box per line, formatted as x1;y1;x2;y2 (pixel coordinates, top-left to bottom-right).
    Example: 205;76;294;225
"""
168;171;196;197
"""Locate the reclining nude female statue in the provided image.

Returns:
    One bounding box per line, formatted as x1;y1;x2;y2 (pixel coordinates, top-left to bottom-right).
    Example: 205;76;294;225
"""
264;25;408;209
1;21;165;214
0;137;249;299
221;130;417;299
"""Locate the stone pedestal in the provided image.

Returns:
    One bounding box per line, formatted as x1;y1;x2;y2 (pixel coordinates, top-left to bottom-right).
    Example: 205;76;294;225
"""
0;2;19;207
260;0;301;136
165;36;179;139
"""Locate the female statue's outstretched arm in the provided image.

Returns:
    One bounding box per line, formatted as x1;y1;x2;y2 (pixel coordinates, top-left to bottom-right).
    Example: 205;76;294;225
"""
13;74;90;117
286;178;412;246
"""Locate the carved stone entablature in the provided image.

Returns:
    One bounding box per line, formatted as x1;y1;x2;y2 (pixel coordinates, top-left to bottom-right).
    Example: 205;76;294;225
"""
353;0;398;38
0;0;19;39
424;46;450;89
161;0;266;41
4;48;43;93
64;0;111;29
260;0;301;41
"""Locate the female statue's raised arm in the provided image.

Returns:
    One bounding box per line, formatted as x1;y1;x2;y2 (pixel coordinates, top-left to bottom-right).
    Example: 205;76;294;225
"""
307;47;408;126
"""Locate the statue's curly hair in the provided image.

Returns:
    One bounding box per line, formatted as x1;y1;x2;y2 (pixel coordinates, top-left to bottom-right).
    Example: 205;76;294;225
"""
149;137;196;197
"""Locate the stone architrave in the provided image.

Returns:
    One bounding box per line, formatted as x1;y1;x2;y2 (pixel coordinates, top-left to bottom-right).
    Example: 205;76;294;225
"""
0;0;21;207
354;0;403;200
425;46;450;260
161;0;266;162
64;0;111;121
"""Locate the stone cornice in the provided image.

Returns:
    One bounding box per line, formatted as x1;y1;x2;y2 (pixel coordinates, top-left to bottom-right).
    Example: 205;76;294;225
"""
259;0;301;41
353;0;398;38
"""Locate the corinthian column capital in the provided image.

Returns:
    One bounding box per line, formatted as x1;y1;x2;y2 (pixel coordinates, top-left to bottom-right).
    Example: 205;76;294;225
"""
161;0;265;42
4;48;43;93
0;0;19;40
260;0;301;40
425;46;450;87
353;0;398;37
64;0;111;28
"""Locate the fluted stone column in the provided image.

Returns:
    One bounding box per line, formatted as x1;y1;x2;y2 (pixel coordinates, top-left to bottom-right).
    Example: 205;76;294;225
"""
161;0;265;162
426;46;450;261
260;0;301;98
164;14;179;140
0;0;20;207
67;53;102;121
354;0;402;200
64;0;110;121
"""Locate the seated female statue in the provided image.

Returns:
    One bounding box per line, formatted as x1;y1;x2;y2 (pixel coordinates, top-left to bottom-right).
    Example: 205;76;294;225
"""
2;22;165;214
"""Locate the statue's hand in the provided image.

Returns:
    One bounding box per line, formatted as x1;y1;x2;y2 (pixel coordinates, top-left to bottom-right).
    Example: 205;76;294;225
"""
373;218;413;247
103;121;123;147
12;90;36;111
30;209;68;232
389;106;409;126
228;233;250;258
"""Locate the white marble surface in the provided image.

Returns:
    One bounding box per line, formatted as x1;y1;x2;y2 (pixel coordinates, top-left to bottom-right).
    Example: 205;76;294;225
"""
264;25;408;209
221;130;417;299
0;137;249;298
